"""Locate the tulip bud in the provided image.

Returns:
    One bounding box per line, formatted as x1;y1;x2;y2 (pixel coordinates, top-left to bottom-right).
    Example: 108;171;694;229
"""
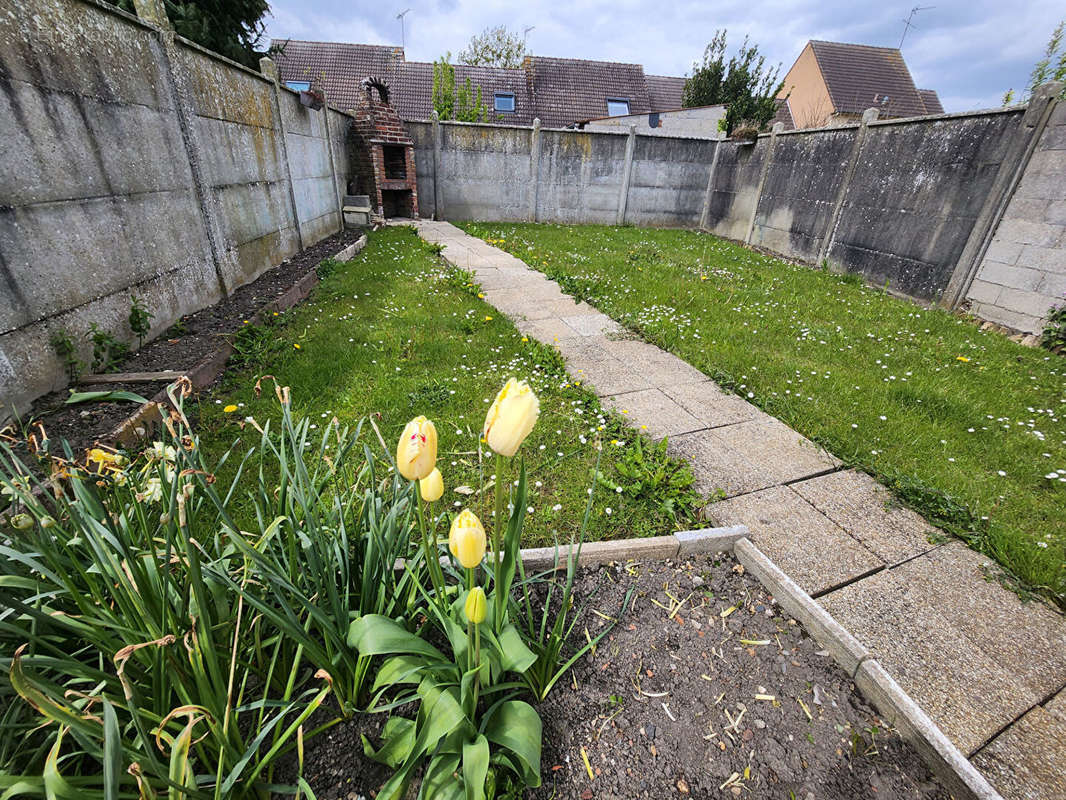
419;468;444;502
449;509;486;569
396;416;438;481
10;513;33;530
465;586;487;625
483;379;539;458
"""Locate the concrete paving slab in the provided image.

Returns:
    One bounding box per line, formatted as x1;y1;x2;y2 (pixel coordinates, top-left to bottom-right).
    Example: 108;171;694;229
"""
514;316;583;343
709;486;884;595
820;568;1039;755
668;429;778;497
972;706;1066;800
1046;687;1066;723
600;388;707;439
594;336;708;386
660;380;765;429
559;312;623;337
891;543;1066;700
709;417;840;487
790;470;939;565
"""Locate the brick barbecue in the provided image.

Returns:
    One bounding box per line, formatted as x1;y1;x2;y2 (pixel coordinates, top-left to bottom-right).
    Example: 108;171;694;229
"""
350;77;419;219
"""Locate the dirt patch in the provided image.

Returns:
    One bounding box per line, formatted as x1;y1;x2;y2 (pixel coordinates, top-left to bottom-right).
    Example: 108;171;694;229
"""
289;553;947;800
24;228;362;455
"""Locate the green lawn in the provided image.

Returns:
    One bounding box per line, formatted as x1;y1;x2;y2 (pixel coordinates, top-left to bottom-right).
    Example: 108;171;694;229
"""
194;226;700;547
458;222;1066;608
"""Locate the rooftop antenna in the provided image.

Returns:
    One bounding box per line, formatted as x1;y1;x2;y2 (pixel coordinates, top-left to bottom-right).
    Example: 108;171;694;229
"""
523;25;535;42
397;8;411;50
899;5;934;49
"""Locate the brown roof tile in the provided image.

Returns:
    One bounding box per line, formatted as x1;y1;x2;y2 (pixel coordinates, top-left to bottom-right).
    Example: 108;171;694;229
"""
809;40;930;118
526;56;651;128
646;74;686;111
918;89;944;115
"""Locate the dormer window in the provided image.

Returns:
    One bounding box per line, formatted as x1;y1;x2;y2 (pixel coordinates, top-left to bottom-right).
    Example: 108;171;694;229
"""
494;92;516;113
285;80;312;91
606;98;630;116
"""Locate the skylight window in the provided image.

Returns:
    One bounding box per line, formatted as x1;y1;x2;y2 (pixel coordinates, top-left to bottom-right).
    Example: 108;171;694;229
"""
494;92;516;113
606;98;630;116
285;80;312;92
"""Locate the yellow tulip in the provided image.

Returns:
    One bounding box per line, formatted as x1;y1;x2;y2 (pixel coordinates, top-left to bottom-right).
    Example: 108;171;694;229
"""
395;416;438;481
465;586;487;625
420;468;444;502
483;379;539;457
449;509;486;569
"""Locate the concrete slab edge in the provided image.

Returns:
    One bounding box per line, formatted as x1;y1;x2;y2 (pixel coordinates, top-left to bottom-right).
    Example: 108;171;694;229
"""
733;538;1002;800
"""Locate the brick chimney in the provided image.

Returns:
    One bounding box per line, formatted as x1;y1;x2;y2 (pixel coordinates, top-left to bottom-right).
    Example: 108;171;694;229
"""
350;77;419;219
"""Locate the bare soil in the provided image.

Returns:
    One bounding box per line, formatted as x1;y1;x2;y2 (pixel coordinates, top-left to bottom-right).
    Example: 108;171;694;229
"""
22;228;362;454
288;553;948;800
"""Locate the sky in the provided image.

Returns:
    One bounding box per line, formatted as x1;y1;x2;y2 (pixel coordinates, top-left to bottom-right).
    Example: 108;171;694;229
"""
264;1;1064;112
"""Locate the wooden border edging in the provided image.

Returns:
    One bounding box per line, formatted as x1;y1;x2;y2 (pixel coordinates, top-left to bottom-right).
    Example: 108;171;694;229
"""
507;528;1002;800
106;235;368;446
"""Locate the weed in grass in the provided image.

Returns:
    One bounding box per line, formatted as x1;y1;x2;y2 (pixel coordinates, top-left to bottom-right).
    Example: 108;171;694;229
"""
88;323;129;373
460;222;1066;609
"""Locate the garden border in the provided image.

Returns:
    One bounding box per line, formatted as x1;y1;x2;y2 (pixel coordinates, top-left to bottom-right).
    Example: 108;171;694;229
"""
515;527;1002;800
107;234;368;446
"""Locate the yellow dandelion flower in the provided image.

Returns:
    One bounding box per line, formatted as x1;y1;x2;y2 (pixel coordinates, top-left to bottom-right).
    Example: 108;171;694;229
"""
223;404;238;413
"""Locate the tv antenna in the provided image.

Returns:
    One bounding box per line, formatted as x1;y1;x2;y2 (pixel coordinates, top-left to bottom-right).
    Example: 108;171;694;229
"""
397;8;411;50
523;25;535;42
899;5;934;49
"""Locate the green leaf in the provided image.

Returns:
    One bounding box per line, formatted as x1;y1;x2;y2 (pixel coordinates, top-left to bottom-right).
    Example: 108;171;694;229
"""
462;735;490;800
102;699;121;800
65;390;150;405
373;654;429;691
420;753;463;800
362;716;416;769
348;614;447;662
493;624;536;674
483;701;541;788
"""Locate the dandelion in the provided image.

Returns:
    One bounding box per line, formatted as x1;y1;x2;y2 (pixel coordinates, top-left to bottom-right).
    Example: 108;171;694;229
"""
294;343;301;349
956;356;969;362
223;405;238;413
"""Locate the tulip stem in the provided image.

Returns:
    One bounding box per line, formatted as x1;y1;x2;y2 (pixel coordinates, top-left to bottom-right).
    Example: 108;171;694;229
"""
492;452;507;632
472;621;481;710
416;485;447;608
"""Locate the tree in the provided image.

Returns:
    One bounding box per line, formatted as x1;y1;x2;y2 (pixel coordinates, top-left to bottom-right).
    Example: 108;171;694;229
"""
1004;20;1066;104
682;29;785;136
112;0;271;69
458;25;529;69
432;55;489;122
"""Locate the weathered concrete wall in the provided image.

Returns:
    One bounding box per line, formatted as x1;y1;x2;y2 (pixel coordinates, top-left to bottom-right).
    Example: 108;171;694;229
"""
828;113;1022;301
749;128;855;262
966;101;1066;332
536;129;628;223
704;140;770;242
439;123;532;222
0;0;350;416
627;135;717;228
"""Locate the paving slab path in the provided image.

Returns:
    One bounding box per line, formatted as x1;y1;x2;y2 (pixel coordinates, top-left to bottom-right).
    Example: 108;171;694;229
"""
406;220;1066;799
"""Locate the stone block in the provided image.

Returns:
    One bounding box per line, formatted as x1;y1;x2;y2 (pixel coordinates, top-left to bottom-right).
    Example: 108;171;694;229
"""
600;388;706;439
992;218;1063;247
1046;687;1066;723
820;567;1039;755
520;536;679;572
969;302;1042;335
997;286;1057;318
966;279;1003;305
668;429;774;497
733;538;871;676
515;316;582;344
981;238;1024;266
1047;200;1066;226
977;263;1043;292
891;543;1066;700
674;525;748;556
790;470;938;565
1001;197;1051;225
708;416;840;482
855;661;1003;800
559;312;623;337
710;486;883;595
659;380;765;428
1018;243;1066;272
972;706;1066;800
593;336;708;386
559;339;656;396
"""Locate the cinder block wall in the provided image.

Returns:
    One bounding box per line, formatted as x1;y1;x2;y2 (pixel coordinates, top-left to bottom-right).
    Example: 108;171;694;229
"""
966;101;1066;332
0;0;350;417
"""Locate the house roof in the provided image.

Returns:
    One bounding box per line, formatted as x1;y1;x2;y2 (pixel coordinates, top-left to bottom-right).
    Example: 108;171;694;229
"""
808;40;930;118
772;98;795;130
271;40;685;128
646;74;686;112
918;88;944;115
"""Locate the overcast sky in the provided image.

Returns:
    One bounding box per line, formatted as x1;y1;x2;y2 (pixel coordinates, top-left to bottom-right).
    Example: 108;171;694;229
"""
265;1;1064;111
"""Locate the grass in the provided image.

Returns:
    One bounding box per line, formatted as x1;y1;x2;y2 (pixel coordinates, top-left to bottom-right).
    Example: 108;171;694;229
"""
194;226;701;547
457;222;1066;609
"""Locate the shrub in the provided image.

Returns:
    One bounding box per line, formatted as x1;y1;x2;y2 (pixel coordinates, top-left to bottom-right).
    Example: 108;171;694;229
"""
1041;300;1066;353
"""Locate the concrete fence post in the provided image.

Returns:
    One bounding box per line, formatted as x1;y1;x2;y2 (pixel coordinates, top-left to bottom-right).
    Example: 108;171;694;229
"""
817;107;879;268
135;0;231;296
260;57;304;251
432;111;444;220
698;139;723;231
529;118;542;222
320;92;344;233
744;122;785;245
941;81;1064;309
616;125;637;225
